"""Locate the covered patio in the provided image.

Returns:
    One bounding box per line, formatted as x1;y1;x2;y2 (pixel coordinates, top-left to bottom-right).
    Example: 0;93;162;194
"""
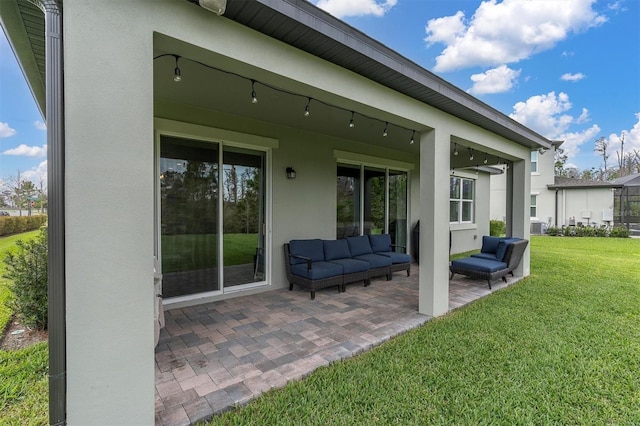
155;268;522;425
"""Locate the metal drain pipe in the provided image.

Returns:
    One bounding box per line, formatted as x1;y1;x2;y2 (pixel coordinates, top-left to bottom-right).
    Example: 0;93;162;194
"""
38;0;67;424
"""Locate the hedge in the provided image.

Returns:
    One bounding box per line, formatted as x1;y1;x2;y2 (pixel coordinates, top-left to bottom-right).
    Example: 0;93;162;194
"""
0;216;48;237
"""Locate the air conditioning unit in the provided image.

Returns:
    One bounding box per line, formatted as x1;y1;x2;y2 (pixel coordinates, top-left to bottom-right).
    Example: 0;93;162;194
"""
530;222;543;234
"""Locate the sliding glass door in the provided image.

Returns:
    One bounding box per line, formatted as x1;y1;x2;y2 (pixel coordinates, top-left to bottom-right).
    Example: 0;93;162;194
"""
336;162;408;250
160;136;219;298
222;148;266;288
158;135;267;299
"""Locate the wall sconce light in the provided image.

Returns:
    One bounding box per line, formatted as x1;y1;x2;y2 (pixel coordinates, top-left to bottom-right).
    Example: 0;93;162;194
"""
286;167;296;179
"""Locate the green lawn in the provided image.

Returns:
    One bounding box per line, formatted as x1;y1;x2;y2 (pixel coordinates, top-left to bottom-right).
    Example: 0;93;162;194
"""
207;236;640;425
0;230;48;425
161;233;258;272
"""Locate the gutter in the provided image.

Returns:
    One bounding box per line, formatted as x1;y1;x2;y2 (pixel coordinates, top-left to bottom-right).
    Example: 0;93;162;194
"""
38;0;67;424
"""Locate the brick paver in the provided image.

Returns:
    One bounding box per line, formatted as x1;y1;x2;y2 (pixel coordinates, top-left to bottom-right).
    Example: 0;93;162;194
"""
156;265;519;425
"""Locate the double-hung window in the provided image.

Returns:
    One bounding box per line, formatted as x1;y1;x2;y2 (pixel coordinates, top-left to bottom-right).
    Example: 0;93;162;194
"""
450;177;474;223
531;151;538;173
530;194;537;218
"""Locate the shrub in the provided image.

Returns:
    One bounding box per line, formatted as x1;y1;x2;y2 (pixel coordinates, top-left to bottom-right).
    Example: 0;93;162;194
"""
609;226;630;238
546;226;560;236
3;227;48;330
489;220;506;237
0;215;47;237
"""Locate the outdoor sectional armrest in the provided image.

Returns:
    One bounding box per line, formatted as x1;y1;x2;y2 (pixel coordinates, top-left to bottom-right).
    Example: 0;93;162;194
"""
289;254;313;270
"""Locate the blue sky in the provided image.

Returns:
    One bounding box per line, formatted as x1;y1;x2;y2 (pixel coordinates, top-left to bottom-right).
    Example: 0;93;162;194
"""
1;0;638;187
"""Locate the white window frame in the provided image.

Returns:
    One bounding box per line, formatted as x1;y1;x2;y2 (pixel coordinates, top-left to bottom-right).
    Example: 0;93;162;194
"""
531;150;539;174
450;175;475;224
530;193;538;220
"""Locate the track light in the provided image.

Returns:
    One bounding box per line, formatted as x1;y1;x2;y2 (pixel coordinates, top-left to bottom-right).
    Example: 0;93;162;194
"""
349;111;355;128
304;98;311;117
383;122;388;137
173;55;181;82
410;130;415;144
454;143;458;156
251;80;258;104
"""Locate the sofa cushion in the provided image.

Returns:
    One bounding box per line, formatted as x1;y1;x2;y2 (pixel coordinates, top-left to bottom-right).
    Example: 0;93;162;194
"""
323;239;351;261
289;239;325;264
346;236;373;256
471;252;499;261
291;261;343;279
368;234;392;253
377;251;411;264
328;258;369;274
450;257;507;273
353;253;393;268
481;236;503;254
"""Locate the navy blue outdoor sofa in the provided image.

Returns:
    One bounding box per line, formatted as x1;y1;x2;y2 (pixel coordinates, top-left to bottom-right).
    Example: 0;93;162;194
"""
284;234;411;299
449;236;529;289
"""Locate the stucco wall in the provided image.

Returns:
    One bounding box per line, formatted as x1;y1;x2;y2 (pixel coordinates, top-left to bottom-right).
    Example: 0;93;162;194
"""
62;0;534;422
557;188;614;226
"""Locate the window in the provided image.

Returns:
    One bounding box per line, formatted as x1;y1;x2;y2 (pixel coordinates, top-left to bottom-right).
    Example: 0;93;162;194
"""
450;177;474;223
336;163;408;250
530;194;537;218
531;151;538;173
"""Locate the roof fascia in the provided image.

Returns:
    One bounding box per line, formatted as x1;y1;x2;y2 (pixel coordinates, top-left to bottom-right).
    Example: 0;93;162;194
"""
0;0;46;116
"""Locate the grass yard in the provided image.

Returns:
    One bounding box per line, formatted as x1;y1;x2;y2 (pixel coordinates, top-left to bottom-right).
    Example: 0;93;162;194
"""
0;230;48;425
161;233;259;272
207;236;640;425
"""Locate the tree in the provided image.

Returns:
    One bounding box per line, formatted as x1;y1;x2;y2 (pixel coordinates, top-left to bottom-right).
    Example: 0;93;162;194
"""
554;148;568;176
594;137;609;180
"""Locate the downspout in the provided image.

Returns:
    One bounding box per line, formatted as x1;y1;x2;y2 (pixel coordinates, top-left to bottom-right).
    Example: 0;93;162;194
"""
554;189;558;227
40;0;66;424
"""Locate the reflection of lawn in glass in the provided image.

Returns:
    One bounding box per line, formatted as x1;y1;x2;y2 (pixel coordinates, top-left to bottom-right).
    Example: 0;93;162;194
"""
161;233;258;273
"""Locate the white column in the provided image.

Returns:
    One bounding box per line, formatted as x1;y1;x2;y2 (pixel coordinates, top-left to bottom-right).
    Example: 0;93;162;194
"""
64;2;154;423
508;159;531;276
418;128;450;317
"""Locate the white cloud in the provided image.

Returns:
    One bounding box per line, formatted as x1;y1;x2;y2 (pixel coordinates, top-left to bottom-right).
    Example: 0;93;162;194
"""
561;72;586;82
426;0;607;72
509;91;600;159
314;0;397;19
468;65;521;95
22;160;47;188
0;122;16;138
604;113;640;161
3;144;47;157
34;120;47;131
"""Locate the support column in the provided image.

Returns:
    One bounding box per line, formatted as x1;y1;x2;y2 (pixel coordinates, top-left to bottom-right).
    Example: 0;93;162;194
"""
418;128;450;317
507;159;531;276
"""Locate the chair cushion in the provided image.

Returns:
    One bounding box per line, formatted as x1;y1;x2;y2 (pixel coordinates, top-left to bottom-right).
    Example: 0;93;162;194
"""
328;258;369;274
323;239;351;261
495;238;521;261
353;253;393;268
289;239;325;264
346;236;373;256
291;261;343;279
471;252;500;261
451;257;507;273
368;234;391;253
481;236;503;254
377;251;411;264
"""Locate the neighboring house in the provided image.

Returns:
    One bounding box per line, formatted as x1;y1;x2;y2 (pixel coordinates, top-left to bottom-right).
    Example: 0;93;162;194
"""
1;0;551;423
491;141;616;232
547;177;617;228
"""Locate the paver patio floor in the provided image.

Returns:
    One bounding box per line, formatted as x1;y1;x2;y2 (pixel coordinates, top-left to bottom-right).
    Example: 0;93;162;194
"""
155;265;520;425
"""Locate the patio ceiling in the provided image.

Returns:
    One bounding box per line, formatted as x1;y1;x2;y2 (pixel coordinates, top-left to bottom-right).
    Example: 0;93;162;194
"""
3;0;552;152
